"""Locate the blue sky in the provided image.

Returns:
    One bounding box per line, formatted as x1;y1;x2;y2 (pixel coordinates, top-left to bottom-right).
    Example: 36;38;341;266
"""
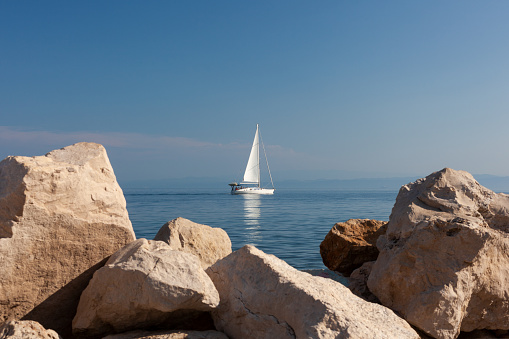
1;1;509;184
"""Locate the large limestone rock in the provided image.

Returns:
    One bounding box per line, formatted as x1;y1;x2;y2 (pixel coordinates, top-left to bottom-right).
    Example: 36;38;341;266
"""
0;142;135;336
206;245;419;339
320;219;387;276
73;239;220;338
367;168;509;339
0;320;61;339
154;217;231;269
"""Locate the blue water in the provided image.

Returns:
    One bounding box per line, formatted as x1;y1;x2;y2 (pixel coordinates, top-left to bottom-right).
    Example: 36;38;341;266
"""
124;188;398;270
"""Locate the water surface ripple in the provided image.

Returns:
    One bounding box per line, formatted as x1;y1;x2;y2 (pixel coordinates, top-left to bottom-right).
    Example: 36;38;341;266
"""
124;188;398;270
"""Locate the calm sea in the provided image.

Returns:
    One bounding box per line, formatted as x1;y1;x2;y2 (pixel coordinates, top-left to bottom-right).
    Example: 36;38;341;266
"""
124;188;398;270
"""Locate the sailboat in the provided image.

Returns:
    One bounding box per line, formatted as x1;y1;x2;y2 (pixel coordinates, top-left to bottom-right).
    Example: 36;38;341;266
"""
229;124;275;195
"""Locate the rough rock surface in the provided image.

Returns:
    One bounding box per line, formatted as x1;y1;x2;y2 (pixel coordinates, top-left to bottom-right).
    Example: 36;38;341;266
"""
154;217;231;269
320;219;387;276
0;142;135;336
367;168;509;339
348;261;379;303
0;320;61;339
103;330;229;339
206;245;419;339
303;269;350;286
73;239;220;338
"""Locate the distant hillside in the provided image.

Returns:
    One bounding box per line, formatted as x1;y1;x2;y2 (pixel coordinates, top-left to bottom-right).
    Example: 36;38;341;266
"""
119;177;229;189
119;176;417;191
275;177;419;191
276;174;509;192
119;174;509;193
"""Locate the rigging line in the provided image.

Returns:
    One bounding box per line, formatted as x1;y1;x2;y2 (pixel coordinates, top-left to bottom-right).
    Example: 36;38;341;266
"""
259;128;275;189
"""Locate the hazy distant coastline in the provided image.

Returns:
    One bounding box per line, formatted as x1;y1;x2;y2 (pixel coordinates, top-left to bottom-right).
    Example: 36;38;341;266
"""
119;174;509;193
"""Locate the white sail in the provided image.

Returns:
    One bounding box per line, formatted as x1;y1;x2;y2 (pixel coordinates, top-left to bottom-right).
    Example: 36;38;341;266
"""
230;124;275;195
242;124;260;185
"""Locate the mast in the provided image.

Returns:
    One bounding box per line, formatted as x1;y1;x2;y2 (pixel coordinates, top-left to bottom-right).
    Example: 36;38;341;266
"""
256;124;260;187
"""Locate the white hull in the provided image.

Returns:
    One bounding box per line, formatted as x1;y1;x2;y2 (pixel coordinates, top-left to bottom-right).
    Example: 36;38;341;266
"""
232;187;274;195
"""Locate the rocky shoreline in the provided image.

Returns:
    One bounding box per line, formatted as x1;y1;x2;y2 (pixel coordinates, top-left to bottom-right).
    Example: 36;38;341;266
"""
1;143;509;339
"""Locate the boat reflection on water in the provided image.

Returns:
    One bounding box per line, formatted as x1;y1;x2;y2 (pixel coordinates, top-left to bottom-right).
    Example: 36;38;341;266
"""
242;194;262;244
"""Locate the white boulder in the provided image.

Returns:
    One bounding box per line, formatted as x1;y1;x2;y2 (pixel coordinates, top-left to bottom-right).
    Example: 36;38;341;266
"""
0;142;135;336
154;217;231;269
73;239;220;337
368;168;509;338
206;245;419;339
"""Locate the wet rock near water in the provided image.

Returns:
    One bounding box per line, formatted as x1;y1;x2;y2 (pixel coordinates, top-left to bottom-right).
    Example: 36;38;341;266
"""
320;218;387;276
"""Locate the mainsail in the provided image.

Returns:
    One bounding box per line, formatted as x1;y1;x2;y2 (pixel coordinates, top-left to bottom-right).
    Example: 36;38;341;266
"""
242;124;260;185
